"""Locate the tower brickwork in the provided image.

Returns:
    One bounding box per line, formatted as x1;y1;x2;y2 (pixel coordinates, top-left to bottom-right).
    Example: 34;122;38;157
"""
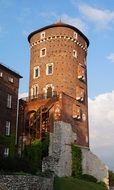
27;22;89;147
28;23;89;100
18;22;89;148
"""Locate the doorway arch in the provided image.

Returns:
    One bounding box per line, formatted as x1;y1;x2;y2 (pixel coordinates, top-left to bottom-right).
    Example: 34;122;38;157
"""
44;84;54;98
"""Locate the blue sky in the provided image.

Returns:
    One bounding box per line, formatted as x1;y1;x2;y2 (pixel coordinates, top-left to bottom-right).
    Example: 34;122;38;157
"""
0;0;114;171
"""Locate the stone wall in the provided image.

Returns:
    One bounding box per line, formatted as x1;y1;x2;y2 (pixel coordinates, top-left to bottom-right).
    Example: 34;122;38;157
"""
42;121;109;188
0;175;54;190
42;121;77;176
81;147;109;188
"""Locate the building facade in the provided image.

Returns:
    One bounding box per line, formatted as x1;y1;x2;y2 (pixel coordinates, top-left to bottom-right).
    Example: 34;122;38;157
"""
18;22;89;150
0;63;22;157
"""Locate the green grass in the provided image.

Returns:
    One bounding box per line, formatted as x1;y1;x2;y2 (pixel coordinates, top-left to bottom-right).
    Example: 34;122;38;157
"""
53;177;108;190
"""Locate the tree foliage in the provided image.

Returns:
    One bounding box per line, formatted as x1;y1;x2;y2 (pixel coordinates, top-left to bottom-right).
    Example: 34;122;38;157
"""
0;133;50;174
109;170;114;186
23;139;42;173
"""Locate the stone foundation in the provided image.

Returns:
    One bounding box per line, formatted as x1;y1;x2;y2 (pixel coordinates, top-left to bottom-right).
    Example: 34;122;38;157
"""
42;121;109;188
0;175;54;190
81;147;109;188
42;121;77;176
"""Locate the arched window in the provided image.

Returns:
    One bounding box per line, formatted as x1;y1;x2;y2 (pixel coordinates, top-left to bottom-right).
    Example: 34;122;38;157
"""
31;84;39;99
43;84;54;99
47;86;52;98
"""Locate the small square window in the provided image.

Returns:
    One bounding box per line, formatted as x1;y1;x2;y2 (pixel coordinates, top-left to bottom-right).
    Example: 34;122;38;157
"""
74;32;78;39
85;42;87;48
73;50;77;58
41;32;45;39
4;147;9;157
0;72;3;77
48;65;52;74
40;48;46;57
8;77;14;83
46;63;53;75
6;121;10;136
33;66;40;78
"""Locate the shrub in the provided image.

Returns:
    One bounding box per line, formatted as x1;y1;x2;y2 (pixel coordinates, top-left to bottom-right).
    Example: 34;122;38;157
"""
97;181;107;188
0;134;15;157
41;133;49;158
71;144;82;178
81;174;97;183
0;156;31;173
23;139;42;173
109;170;114;186
0;133;50;174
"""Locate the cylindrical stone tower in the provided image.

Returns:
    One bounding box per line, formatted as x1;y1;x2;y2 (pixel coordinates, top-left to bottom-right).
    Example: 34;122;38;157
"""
28;22;89;147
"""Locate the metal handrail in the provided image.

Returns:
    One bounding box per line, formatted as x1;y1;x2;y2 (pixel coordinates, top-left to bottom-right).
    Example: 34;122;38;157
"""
21;91;58;102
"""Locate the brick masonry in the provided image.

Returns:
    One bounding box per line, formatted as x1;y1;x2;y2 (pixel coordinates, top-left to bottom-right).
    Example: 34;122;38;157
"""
28;23;88;100
0;63;22;156
20;22;90;148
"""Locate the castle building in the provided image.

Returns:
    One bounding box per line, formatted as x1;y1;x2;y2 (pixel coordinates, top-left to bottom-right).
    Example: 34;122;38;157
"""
0;63;22;157
17;22;109;187
18;21;90;149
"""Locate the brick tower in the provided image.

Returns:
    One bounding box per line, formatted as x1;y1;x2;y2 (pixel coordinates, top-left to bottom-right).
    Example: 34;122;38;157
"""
18;23;109;186
18;21;89;150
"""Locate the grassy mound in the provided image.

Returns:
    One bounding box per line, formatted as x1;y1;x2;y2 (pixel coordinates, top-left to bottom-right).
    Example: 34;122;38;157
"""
53;177;108;190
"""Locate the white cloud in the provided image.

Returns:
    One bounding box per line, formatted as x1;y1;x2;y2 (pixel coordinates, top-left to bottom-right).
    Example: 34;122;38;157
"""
107;53;114;63
38;12;86;32
61;14;86;32
89;91;114;170
78;4;114;29
19;92;28;99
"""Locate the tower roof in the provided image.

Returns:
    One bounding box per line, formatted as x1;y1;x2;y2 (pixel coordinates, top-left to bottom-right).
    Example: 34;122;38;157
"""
54;19;65;25
28;22;89;47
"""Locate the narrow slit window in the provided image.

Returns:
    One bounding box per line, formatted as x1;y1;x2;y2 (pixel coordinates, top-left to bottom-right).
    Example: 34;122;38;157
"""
4;147;9;157
7;94;12;108
6;121;10;136
0;72;3;77
73;50;77;58
46;63;53;75
40;48;46;57
41;32;45;39
74;32;78;39
33;66;40;78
